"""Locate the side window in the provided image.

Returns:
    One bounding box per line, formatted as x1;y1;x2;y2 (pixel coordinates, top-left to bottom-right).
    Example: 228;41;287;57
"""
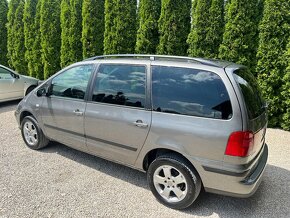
0;67;13;79
234;68;265;119
92;64;146;108
51;65;94;100
152;66;232;120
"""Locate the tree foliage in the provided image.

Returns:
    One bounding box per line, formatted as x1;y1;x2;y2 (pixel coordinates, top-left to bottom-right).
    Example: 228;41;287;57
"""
256;0;290;127
40;0;61;79
104;0;137;54
82;0;105;58
205;0;224;58
135;0;161;54
23;0;38;77
61;0;83;67
69;0;83;62
157;0;191;55
219;0;259;71
60;0;71;67
187;0;211;57
7;0;18;68
0;0;8;66
32;0;43;79
257;0;265;24
282;39;290;130
7;0;27;74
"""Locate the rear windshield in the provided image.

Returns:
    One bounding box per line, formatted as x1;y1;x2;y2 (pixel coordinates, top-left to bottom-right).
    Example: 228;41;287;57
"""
233;68;265;119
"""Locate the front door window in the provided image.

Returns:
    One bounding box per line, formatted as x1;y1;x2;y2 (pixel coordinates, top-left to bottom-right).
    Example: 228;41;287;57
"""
51;65;94;100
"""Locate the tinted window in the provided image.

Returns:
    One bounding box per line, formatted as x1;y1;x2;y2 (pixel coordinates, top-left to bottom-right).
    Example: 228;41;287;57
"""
51;65;94;100
0;67;13;79
152;66;232;119
92;64;146;108
234;68;265;119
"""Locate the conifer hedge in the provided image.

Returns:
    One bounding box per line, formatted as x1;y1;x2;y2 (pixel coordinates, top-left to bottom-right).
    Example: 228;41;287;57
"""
157;0;191;55
135;0;161;54
60;0;83;67
205;0;224;58
7;0;18;69
0;0;8;66
256;0;290;127
7;0;27;74
60;0;71;68
23;0;38;77
32;0;43;79
219;0;259;72
282;40;290;130
104;0;137;54
40;0;61;79
82;0;104;58
69;0;83;62
187;0;211;57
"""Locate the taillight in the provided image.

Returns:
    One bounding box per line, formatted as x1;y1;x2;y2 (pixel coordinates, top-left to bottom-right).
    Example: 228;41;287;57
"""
225;131;254;157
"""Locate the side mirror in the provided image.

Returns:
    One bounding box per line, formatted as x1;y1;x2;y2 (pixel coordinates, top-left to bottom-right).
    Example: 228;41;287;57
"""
36;88;47;97
11;73;19;79
37;82;53;97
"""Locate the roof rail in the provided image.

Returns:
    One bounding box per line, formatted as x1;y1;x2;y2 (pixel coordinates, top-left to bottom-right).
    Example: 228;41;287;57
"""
83;54;221;67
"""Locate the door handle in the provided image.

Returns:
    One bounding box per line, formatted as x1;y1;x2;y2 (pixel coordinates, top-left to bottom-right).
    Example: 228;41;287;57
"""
73;109;83;116
133;120;148;128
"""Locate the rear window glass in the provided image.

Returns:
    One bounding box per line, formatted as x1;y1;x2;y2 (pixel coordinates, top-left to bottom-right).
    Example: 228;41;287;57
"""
233;68;265;119
152;66;233;120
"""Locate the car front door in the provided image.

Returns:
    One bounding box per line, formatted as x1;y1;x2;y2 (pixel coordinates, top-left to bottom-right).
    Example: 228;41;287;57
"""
40;64;95;151
84;63;151;165
0;67;24;101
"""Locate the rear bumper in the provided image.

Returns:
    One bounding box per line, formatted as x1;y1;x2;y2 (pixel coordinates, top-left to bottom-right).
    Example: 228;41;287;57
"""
197;144;268;197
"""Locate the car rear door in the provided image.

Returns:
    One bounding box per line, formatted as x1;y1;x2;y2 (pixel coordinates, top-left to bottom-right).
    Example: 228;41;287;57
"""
84;62;151;165
40;64;95;151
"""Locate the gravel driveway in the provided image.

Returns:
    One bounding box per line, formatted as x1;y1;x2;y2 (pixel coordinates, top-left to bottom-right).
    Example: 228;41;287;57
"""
0;100;289;218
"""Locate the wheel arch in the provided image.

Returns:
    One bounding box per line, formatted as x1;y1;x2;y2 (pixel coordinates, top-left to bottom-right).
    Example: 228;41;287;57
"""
20;111;36;124
142;148;201;178
25;85;37;96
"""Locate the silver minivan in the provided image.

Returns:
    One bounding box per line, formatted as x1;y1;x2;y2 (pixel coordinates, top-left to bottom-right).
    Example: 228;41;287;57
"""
15;55;268;209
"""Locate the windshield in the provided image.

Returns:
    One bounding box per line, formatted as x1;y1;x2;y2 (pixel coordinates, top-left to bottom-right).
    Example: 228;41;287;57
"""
234;68;265;119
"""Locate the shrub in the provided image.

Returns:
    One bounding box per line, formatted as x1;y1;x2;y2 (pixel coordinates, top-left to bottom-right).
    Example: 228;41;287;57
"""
157;0;191;55
135;0;161;54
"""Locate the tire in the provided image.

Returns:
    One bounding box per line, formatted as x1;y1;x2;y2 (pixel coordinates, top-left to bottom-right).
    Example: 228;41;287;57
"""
147;154;201;210
25;86;36;96
21;116;49;150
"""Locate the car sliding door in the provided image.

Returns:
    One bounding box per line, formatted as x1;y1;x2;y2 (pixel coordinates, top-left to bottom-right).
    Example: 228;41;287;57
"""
84;63;151;165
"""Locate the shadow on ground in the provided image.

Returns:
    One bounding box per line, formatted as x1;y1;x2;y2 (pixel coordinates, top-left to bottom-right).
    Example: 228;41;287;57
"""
0;100;20;113
42;142;290;218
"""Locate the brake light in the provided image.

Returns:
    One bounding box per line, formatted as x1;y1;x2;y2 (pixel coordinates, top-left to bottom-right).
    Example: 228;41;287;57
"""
225;131;254;157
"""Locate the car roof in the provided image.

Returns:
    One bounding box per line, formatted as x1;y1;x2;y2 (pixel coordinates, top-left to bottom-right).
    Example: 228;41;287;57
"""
81;54;236;69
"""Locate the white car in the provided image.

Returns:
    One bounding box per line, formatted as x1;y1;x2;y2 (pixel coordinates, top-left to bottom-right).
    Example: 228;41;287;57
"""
0;65;39;103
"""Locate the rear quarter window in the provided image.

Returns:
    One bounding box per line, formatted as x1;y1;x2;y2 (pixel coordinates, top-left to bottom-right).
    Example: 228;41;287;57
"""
152;66;233;120
233;68;265;119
